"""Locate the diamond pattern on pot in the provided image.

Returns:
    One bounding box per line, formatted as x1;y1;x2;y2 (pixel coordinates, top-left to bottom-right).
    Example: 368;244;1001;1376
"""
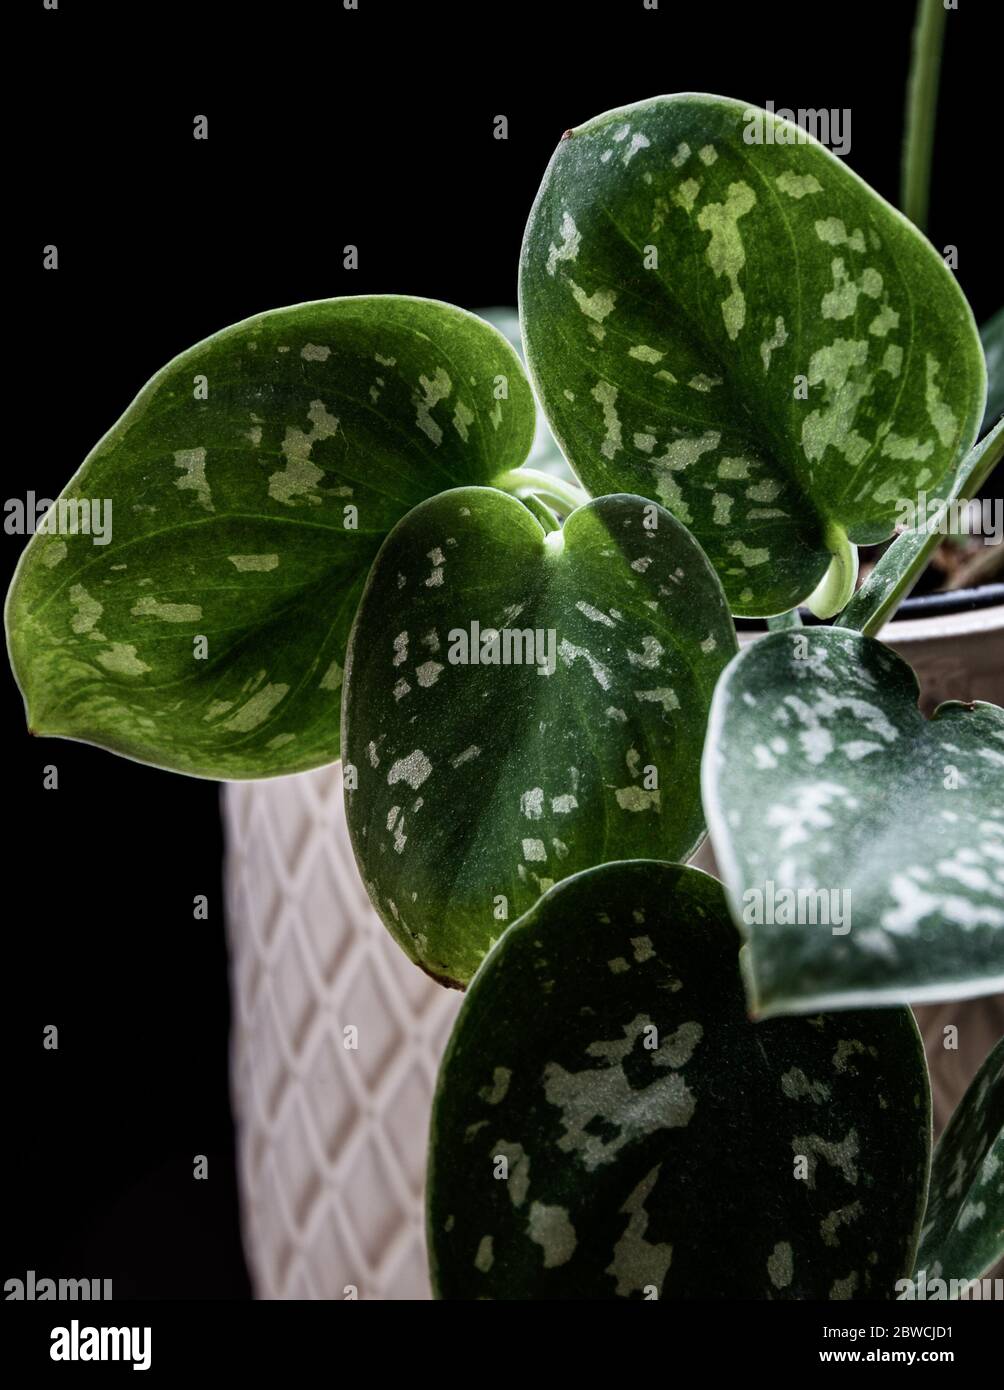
223;763;462;1300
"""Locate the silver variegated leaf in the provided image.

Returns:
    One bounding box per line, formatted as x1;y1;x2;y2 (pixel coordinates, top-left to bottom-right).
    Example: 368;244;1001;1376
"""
428;861;930;1298
342;489;736;986
916;1036;1004;1287
520;95;986;616
703;627;1004;1016
6;297;535;777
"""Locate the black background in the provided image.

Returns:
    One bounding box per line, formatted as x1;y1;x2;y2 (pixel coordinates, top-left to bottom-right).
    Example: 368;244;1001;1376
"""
6;0;1000;1302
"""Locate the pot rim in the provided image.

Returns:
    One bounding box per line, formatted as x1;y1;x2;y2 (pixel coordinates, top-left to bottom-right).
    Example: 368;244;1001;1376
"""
878;601;1004;645
892;583;1004;620
737;602;1004;648
735;584;1004;635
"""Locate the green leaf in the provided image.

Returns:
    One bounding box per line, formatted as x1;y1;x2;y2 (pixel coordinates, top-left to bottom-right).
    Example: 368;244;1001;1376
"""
342;489;736;986
916;1037;1003;1285
5;297;535;778
703;627;1004;1017
519;94;986;617
427;861;930;1299
981;306;1004;434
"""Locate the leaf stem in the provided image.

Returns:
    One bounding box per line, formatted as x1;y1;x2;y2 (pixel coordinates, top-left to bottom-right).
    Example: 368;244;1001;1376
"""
519;492;562;535
837;417;1004;636
493;467;589;516
767;609;803;631
805;524;859;619
901;0;947;232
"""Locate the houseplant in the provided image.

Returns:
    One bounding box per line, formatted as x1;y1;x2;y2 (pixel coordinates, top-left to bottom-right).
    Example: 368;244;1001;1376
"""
7;71;1002;1294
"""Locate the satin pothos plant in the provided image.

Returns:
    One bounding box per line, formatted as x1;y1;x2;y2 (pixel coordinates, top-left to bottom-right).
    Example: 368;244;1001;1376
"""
8;88;1003;1299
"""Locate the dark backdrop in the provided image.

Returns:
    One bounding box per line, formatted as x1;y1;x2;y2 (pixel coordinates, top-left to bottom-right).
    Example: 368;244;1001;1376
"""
6;0;998;1300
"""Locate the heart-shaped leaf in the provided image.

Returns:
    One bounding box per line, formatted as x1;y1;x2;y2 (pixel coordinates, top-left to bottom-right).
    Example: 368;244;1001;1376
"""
6;297;535;777
342;489;736;986
428;861;930;1299
519;95;986;616
703;627;1004;1016
916;1036;1003;1286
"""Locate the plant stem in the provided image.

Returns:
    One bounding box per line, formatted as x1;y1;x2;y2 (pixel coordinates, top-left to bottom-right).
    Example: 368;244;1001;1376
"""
901;0;947;232
805;524;859;619
837;417;1003;636
767;609;803;631
494;467;589;516
519;492;561;535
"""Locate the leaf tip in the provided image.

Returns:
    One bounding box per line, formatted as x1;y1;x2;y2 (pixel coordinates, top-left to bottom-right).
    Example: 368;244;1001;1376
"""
419;961;468;993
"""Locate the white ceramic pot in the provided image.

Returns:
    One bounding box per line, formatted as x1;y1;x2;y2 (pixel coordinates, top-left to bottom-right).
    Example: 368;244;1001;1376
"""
223;762;461;1300
224;604;1004;1300
873;602;1004;713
